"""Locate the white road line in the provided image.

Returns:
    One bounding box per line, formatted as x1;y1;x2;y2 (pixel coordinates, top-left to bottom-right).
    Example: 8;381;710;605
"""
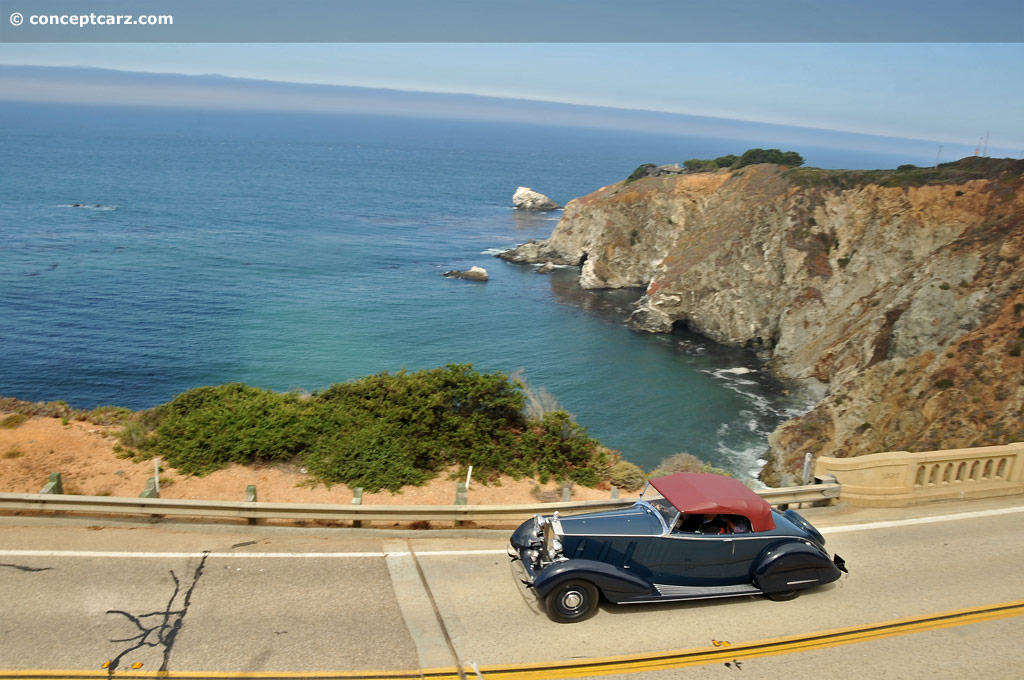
0;549;506;559
1;505;1021;559
819;505;1024;534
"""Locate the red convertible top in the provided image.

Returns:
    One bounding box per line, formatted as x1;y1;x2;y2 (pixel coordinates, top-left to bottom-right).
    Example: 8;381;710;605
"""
649;472;775;532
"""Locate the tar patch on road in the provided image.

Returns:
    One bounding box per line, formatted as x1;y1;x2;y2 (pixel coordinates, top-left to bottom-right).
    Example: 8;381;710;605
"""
103;551;210;676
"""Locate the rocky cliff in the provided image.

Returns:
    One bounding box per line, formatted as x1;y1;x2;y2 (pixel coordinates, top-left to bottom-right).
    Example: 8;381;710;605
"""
500;158;1024;483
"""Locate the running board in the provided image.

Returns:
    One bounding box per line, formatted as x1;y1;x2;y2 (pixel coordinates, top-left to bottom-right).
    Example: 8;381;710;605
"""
621;582;762;604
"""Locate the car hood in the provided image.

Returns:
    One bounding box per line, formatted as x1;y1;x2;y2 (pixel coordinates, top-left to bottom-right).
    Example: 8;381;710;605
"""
556;504;663;537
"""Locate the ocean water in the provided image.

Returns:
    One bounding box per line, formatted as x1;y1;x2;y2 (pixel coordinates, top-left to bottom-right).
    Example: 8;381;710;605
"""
0;102;915;474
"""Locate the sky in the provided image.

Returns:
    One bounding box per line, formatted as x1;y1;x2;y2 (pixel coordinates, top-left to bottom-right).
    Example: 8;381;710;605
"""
1;42;1022;153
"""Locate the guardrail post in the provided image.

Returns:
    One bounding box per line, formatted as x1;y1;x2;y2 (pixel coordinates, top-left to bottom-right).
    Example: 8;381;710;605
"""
455;482;468;527
351;487;363;528
39;472;63;494
610;485;619;500
245;485;258;525
561;482;572;502
139;477;159;499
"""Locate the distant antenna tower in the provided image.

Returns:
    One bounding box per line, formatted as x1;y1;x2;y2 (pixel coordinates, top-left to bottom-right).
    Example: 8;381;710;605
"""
974;135;983;156
936;144;942;167
982;131;990;157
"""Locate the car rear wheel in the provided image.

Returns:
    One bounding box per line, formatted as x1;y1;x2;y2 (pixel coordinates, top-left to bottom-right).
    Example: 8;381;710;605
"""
544;579;599;623
765;589;800;602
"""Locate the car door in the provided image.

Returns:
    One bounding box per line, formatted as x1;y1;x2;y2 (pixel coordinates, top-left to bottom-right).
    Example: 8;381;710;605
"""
650;532;754;586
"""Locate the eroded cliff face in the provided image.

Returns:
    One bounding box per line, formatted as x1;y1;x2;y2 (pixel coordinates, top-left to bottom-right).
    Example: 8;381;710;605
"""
500;160;1024;482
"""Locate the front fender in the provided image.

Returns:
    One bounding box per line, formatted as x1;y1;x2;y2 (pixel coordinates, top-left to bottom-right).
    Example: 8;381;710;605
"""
533;559;653;603
510;517;541;550
753;541;843;594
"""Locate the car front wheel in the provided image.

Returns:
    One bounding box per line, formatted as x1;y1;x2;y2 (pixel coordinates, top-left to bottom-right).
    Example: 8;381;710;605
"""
544;579;599;623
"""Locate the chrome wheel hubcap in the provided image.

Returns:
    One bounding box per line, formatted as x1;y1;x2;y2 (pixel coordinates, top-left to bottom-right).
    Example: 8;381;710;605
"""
563;591;583;609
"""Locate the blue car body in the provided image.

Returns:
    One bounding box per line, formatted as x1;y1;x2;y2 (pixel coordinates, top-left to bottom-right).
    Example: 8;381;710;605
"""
508;472;847;622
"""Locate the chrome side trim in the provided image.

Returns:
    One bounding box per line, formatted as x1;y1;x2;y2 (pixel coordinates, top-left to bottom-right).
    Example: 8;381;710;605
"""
654;583;761;598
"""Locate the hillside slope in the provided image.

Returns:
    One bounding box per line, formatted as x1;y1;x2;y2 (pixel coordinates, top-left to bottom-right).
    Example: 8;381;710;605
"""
501;158;1024;482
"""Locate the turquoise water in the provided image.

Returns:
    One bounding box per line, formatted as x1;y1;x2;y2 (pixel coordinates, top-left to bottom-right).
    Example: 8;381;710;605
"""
0;103;915;473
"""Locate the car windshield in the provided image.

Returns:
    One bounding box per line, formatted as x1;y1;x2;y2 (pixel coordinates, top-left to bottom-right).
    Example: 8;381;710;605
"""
639;484;679;528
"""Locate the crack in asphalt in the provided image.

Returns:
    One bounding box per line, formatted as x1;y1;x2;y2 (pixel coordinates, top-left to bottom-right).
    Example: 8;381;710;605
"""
104;551;209;675
0;563;54;572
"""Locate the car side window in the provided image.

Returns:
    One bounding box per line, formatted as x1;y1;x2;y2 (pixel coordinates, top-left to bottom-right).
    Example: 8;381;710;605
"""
673;513;703;533
723;514;751;534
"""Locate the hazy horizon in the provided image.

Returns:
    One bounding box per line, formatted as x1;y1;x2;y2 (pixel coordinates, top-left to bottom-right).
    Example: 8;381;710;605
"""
1;64;1018;163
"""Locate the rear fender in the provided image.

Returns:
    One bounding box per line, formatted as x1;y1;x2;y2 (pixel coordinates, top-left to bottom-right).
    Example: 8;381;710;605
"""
782;509;826;546
753;541;843;594
533;559;653;603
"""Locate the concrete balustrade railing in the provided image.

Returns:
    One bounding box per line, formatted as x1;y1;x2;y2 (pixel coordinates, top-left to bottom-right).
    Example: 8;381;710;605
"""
814;442;1024;507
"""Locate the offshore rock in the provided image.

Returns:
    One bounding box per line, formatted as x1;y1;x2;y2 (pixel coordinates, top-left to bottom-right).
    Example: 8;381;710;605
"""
508;158;1024;483
443;266;488;281
512;186;561;211
497;239;582;266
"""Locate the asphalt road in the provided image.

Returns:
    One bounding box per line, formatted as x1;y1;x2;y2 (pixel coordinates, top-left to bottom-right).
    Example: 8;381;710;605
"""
0;496;1022;679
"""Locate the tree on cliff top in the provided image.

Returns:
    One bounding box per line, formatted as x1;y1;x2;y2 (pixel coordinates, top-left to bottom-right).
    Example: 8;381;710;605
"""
733;148;805;169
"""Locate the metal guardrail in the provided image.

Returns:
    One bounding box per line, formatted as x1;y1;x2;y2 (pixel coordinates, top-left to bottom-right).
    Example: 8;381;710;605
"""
0;481;840;524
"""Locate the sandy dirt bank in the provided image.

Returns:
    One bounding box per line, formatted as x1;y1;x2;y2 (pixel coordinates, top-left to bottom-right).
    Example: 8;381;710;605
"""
0;412;613;507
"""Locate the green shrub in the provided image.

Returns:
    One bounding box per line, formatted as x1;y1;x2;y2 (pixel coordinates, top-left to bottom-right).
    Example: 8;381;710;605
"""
654;452;705;474
786;156;1024;190
87;405;133;426
625;163;657;184
116;419;152;450
142;383;309;475
518;411;609;487
733;148;805;169
650;451;732;478
607;461;646;491
679;149;804;175
132;364;612;492
683;158;718;172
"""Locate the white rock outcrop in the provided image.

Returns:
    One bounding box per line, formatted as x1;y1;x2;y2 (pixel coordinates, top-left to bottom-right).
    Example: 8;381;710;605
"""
443;266;489;281
512;186;561;211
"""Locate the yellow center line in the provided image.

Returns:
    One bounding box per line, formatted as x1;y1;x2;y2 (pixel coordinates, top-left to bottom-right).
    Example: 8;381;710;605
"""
3;600;1022;680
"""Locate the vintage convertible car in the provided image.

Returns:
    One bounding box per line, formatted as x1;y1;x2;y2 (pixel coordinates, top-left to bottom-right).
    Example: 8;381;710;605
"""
509;472;847;622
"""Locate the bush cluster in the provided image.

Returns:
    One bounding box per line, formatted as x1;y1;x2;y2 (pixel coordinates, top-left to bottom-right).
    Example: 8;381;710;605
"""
126;364;614;492
683;149;804;173
625;163;658;184
785;156;1024;190
607;460;646;491
647;451;733;478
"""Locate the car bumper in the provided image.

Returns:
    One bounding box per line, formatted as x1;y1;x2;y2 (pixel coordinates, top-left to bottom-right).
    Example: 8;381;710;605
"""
508;542;548;614
508;542;538;586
